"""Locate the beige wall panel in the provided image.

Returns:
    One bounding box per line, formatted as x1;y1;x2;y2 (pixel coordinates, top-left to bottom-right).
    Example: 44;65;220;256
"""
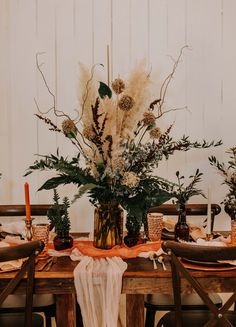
0;0;235;232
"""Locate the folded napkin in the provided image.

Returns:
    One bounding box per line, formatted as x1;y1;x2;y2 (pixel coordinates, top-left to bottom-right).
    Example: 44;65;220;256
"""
0;259;23;272
4;235;27;244
73;256;127;327
0;240;24;271
0;221;25;238
163;218;206;241
195;238;227;247
0;241;10;248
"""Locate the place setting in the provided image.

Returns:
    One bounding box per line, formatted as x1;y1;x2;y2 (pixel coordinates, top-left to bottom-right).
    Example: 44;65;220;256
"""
0;184;58;273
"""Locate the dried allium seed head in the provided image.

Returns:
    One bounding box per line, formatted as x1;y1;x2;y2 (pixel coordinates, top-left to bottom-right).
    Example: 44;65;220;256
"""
83;125;96;141
150;127;161;139
62;119;77;134
111;78;125;94
121;171;140;188
142;112;156;126
118;95;135;111
112;157;125;171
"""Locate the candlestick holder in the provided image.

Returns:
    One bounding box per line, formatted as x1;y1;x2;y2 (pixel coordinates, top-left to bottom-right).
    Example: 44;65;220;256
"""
23;218;34;241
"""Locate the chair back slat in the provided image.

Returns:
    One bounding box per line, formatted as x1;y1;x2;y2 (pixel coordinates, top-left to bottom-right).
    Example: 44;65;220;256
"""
163;241;236;262
162;241;236;327
148;203;221;233
148;204;221;216
0;205;52;217
0;204;64;233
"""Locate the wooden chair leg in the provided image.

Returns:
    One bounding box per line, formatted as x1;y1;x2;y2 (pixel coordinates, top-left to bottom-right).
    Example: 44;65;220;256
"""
76;303;84;327
145;308;156;327
156;317;164;327
45;313;52;327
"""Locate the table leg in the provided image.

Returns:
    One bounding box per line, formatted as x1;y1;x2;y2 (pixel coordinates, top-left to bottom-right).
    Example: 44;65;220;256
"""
126;294;144;327
55;294;77;327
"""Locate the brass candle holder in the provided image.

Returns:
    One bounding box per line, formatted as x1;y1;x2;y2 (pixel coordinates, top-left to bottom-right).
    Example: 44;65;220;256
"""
23;218;34;241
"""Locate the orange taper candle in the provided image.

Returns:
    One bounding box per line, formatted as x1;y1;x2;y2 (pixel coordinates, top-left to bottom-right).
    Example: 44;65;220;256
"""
24;182;31;220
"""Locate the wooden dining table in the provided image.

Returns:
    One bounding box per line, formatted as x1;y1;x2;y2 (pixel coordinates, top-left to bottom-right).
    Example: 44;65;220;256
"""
1;254;236;327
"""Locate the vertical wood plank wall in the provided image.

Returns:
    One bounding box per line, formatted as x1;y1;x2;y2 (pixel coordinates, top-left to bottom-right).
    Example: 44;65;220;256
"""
0;0;235;232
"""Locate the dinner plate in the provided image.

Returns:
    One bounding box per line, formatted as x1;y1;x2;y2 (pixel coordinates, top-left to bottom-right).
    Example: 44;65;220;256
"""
0;267;20;273
182;258;227;266
180;258;236;271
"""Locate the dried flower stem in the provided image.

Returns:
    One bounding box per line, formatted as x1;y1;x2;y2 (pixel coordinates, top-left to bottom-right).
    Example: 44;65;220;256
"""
77;63;103;123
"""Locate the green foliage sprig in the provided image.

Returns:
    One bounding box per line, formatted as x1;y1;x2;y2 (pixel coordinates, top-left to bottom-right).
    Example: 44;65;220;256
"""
171;169;205;209
209;147;236;210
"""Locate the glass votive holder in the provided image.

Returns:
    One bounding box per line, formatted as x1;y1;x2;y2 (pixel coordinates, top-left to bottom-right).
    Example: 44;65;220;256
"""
147;212;163;242
32;223;50;247
231;220;236;245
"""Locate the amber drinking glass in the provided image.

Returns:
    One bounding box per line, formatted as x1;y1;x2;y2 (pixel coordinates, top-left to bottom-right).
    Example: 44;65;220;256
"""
147;213;163;242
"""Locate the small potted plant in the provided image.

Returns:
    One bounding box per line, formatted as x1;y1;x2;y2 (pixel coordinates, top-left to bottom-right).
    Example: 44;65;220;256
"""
171;169;205;241
47;189;73;250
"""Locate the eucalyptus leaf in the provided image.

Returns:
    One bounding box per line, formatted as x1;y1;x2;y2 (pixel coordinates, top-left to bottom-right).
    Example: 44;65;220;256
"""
38;176;72;190
98;81;112;99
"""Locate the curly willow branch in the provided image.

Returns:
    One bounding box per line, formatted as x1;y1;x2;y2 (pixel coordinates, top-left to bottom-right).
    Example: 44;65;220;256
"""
158;45;189;116
35;52;71;120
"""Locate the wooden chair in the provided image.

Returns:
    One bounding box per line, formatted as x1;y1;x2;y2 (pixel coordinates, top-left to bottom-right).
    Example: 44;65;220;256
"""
157;240;236;327
144;203;222;327
0;205;56;327
0;240;45;327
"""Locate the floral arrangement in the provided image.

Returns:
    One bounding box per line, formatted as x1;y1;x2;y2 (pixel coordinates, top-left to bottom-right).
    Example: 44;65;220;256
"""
25;47;221;235
209;147;236;218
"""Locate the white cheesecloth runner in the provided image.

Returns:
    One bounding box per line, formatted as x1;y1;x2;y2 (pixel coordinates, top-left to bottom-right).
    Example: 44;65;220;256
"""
73;254;127;327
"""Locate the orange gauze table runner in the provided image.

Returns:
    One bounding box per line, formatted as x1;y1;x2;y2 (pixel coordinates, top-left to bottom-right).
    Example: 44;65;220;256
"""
46;240;162;259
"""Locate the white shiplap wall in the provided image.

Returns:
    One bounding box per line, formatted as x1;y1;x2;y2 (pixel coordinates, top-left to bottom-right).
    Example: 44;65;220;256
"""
0;0;235;232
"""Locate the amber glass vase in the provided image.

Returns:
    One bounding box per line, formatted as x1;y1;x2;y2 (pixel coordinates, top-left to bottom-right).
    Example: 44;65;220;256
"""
174;204;190;241
93;201;124;249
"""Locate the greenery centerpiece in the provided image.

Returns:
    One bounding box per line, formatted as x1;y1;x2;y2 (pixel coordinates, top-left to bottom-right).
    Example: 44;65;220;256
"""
171;169;205;241
209;147;236;220
25;48;221;248
47;189;73;250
